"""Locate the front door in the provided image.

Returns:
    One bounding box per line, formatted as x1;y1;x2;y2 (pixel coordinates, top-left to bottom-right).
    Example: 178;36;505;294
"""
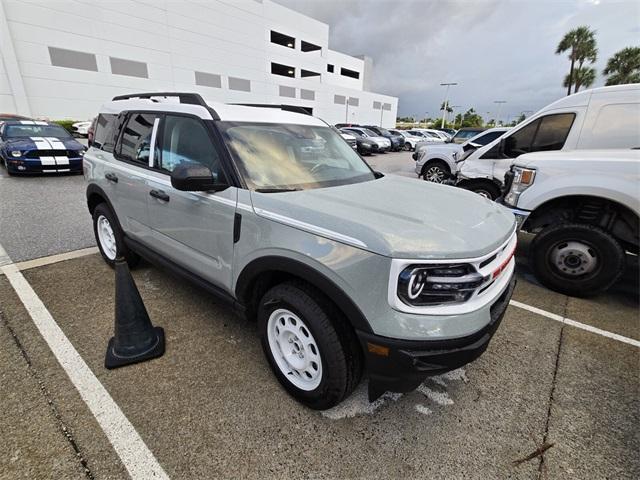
146;114;237;291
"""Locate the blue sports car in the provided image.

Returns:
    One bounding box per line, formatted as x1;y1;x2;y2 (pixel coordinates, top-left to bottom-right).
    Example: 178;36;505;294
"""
0;120;86;175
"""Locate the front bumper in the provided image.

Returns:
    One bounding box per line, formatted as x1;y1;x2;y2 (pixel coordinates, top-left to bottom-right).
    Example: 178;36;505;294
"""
356;273;516;401
505;206;530;230
5;158;83;174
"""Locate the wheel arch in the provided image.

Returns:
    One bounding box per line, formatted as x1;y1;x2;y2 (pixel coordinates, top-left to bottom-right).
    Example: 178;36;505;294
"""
421;156;453;173
235;255;373;334
525;194;639;252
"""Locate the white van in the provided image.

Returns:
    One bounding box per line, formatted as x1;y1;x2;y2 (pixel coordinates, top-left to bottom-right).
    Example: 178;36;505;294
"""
455;84;640;199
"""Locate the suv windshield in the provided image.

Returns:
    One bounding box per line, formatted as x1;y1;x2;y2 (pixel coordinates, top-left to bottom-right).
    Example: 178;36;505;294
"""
4;124;71;138
220;122;376;191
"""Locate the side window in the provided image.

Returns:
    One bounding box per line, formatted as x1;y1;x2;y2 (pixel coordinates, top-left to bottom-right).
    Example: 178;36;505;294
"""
583;103;640;149
531;113;575;151
93;114;117;152
502;120;540;158
476;130;503;146
158;115;226;182
117;113;159;166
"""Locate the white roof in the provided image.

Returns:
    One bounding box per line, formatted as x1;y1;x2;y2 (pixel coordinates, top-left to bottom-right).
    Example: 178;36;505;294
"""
98;97;327;126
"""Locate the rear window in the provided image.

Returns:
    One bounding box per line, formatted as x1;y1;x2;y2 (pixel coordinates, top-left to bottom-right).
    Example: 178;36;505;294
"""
92;114;117;152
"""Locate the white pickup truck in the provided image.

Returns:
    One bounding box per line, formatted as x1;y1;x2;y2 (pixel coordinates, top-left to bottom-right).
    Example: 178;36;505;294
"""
502;149;639;297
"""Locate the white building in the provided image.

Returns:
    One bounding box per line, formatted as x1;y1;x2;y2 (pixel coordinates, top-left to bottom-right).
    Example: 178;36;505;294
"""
0;0;398;126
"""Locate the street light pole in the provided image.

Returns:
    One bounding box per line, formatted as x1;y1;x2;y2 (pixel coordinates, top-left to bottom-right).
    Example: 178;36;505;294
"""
493;100;507;126
423;111;428;128
440;82;457;128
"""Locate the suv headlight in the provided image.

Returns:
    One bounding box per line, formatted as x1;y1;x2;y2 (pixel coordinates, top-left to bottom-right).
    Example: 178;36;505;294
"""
504;166;536;206
397;264;484;306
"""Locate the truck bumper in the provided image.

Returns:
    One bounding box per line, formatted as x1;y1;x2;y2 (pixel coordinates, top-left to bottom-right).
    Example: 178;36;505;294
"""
356;274;516;401
499;202;530;230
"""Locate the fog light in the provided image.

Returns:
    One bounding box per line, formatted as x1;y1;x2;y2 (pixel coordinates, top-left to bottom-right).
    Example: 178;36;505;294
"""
17;165;26;171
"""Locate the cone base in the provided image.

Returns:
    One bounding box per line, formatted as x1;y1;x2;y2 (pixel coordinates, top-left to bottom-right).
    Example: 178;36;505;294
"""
105;327;165;369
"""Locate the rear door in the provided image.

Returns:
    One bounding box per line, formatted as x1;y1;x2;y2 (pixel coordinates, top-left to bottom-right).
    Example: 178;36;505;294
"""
146;114;237;291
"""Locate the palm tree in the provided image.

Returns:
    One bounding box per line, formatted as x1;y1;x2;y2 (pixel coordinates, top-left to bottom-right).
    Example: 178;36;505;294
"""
563;66;596;92
603;47;640;85
556;26;598;95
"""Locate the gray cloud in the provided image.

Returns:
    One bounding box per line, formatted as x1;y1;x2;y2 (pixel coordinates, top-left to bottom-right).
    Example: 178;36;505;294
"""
275;0;640;121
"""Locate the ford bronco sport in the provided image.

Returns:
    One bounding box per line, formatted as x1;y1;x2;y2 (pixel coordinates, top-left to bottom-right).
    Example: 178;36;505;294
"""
84;92;517;410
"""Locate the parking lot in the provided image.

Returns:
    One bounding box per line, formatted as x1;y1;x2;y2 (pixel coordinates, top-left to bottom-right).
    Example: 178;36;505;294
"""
1;151;638;479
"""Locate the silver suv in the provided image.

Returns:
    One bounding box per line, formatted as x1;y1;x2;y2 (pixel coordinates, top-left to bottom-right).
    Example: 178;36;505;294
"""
84;92;517;410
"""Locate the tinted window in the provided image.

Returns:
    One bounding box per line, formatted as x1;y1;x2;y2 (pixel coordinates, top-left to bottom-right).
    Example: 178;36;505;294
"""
93;114;117;152
474;130;504;146
158;116;225;182
531;114;575;151
583;103;640;149
117;113;159;166
502;121;539;157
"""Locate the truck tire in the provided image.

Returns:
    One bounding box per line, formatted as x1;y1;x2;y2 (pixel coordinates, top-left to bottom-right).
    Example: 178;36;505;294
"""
258;281;363;410
529;222;625;297
422;160;450;183
92;203;140;268
461;179;501;200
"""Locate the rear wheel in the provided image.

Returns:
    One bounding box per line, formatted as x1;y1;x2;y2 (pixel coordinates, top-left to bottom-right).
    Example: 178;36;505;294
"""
92;203;140;268
529;223;625;297
258;281;362;410
422;160;450;183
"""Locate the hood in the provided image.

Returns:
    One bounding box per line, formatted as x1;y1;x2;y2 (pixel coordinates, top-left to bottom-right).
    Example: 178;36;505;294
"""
3;136;85;151
250;175;515;259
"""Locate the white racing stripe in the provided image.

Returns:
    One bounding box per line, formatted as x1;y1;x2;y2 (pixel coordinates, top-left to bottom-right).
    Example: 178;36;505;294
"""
0;244;169;479
509;300;640;348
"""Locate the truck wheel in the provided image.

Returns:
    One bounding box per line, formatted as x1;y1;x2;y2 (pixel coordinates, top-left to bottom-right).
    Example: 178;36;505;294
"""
529;223;625;297
463;180;501;200
422;161;450;183
258;281;362;410
92;203;140;268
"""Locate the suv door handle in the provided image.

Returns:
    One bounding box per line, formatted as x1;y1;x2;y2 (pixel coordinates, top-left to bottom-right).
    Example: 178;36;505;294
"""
105;172;118;183
149;189;170;202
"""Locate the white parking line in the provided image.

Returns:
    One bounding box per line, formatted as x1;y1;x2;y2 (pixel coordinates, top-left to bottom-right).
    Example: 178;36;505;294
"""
509;300;640;348
0;245;169;479
0;247;99;275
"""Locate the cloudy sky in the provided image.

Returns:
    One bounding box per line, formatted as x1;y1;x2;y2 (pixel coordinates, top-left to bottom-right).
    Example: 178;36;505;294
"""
276;0;639;122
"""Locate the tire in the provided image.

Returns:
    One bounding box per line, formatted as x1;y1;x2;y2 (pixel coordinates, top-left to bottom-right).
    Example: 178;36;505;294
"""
404;143;412;151
92;203;140;268
258;281;363;410
421;160;450;183
462;180;501;200
529;223;625;297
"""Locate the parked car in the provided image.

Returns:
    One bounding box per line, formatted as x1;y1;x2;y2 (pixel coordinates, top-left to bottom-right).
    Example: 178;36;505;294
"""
438;128;457;137
450;127;486;144
455;84;640;199
414;128;510;183
0;113;31;122
340;128;376;155
72;120;92;137
85;92;517;409
362;125;405;151
388;129;422;151
407;130;444;143
410;129;447;142
502;149;639;297
342;127;391;153
0;120;86;175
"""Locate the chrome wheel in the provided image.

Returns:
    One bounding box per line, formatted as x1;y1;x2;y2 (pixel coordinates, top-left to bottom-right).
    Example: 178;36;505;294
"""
424;165;446;183
549;240;597;277
267;308;322;391
97;215;117;260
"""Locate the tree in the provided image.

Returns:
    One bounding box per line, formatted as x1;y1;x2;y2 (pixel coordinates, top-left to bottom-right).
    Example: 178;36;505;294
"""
515;113;527;124
460;108;484;127
563;66;596;92
556;26;597;95
603;46;640;85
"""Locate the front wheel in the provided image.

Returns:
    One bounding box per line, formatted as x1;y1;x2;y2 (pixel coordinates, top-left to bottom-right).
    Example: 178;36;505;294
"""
529;223;625;297
404;143;413;151
422;161;450;183
258;282;362;410
461;179;501;200
92;203;140;268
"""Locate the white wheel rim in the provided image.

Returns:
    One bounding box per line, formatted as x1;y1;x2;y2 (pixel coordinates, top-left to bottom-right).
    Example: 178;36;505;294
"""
97;215;117;260
267;308;323;391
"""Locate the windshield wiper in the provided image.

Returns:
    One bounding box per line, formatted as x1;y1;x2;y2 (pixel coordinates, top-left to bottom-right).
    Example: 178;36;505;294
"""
254;187;302;193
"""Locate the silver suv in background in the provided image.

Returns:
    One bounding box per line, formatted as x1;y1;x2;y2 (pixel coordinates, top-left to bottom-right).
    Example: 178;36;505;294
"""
85;92;517;409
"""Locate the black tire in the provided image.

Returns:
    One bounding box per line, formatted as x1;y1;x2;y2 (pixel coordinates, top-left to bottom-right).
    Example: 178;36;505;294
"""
529;223;625;297
404;142;413;151
421;160;450;183
258;281;363;410
92;203;140;268
462;179;501;200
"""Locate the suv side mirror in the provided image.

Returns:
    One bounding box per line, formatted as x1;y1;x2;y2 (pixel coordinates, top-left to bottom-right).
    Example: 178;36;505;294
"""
170;163;228;192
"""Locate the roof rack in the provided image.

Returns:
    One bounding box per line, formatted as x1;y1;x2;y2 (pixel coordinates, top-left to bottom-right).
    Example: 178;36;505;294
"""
231;103;312;116
111;92;219;120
